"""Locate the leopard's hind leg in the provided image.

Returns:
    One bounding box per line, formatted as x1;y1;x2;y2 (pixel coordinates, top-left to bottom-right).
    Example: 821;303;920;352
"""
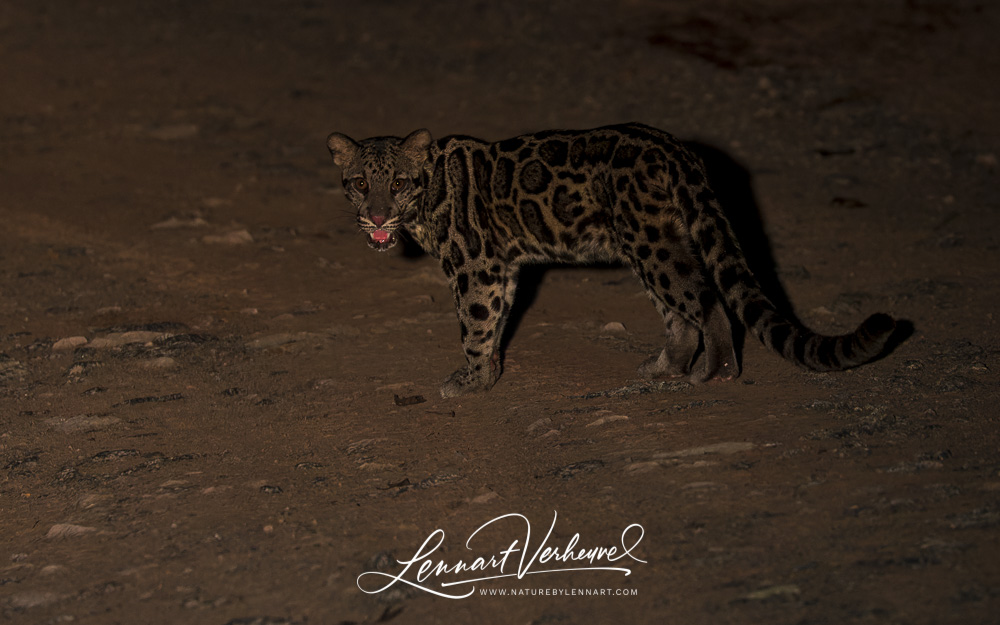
617;222;738;382
637;304;699;378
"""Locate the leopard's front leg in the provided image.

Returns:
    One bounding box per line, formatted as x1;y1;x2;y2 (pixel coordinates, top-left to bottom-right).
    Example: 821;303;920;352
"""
440;268;513;398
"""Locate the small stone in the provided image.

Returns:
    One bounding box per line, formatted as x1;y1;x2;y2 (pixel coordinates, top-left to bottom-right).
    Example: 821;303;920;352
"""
8;591;63;609
655;441;754;459
552;459;605;479
45;415;120;433
77;493;111;509
469;489;500;504
586;414;629;427
526;417;552;433
202;229;253;245
626;461;662;474
245;333;303;349
741;584;801;601
601;321;627;334
52;336;88;351
141;357;177;370
46;523;97;539
89;331;168;349
150;216;209;230
682;481;724;490
357;462;399;472
393;394;426;406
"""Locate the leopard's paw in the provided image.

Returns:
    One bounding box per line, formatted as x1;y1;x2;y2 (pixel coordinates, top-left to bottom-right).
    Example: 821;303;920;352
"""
440;367;496;398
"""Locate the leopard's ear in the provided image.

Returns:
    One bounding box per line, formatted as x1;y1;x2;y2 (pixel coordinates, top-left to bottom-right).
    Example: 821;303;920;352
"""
327;132;359;167
401;128;433;163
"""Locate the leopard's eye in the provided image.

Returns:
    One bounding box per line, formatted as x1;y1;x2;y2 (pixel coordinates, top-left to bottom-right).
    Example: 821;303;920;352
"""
391;178;406;192
353;178;368;192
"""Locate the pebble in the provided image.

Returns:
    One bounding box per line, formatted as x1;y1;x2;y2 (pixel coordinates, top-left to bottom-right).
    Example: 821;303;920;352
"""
202;229;254;245
245;333;305;349
655;441;755;459
526;417;552;433
150;216;208;229
141;356;177;370
45;415;120;433
740;584;801;601
469;490;500;504
89;331;168;348
46;523;97;539
7;591;63;609
625;461;662;474
393;394;426;406
586;414;629;427
357;462;399;472
77;493;110;509
52;336;88;351
552;459;605;479
682;481;724;491
601;321;627;334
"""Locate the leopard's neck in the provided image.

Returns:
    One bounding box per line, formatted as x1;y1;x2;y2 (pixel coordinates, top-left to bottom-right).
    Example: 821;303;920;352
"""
405;142;451;257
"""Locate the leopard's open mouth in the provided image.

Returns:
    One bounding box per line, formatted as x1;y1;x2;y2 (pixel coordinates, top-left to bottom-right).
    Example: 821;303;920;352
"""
367;228;397;252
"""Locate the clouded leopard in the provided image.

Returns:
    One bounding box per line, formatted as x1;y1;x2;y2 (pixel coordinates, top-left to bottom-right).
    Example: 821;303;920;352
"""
327;123;896;398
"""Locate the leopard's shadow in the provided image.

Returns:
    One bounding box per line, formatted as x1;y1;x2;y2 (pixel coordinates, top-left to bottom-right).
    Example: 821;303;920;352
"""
499;141;795;361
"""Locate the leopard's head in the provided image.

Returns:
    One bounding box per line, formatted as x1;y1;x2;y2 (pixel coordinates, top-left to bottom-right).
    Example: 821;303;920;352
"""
326;129;432;252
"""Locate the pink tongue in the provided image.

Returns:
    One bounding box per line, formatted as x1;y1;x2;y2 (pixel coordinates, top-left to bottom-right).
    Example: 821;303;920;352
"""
372;229;390;244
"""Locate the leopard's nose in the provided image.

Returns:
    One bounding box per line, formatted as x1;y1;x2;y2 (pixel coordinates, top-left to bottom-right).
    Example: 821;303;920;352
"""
371;215;386;227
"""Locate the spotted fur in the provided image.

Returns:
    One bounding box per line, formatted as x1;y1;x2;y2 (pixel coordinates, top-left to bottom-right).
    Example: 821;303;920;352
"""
327;123;896;398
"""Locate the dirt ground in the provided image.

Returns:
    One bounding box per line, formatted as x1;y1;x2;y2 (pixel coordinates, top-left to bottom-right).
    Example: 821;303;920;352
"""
2;1;999;623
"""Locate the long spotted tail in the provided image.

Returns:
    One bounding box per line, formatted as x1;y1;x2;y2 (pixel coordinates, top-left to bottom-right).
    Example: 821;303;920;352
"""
739;304;895;371
674;166;896;371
